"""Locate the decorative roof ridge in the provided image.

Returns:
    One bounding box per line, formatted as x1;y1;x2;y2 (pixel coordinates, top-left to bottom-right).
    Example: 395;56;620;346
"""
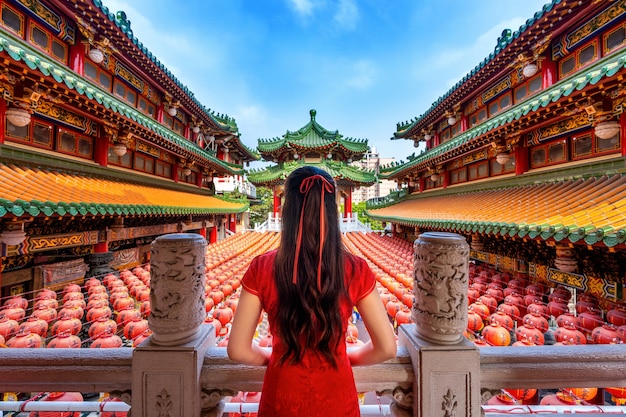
91;0;238;133
394;0;563;135
381;48;626;177
0;31;243;175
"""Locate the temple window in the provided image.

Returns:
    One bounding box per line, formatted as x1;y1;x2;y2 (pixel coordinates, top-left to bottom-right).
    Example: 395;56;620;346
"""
487;92;512;117
57;128;93;159
468;107;487;128
559;39;598;78
113;80;137;106
108;147;133;168
178;168;197;184
572;132;621;160
604;22;625;55
490;157;515;176
155;160;172;178
84;61;113;91
450;167;467;184
514;74;542;103
137;96;156;119
530;139;568;168
468;161;489;180
28;21;68;64
1;3;24;37
5;117;55;150
134;153;155;174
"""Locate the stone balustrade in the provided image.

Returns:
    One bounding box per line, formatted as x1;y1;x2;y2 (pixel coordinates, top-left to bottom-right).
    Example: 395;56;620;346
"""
0;232;624;416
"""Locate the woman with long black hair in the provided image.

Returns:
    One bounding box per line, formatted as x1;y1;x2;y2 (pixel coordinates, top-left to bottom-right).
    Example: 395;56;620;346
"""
228;166;397;417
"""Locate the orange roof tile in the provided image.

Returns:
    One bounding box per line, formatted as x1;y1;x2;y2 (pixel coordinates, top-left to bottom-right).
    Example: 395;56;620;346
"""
0;164;248;218
366;174;626;247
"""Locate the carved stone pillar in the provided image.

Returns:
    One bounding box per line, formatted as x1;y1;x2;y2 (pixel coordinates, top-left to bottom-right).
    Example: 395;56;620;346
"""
132;233;214;417
402;232;480;417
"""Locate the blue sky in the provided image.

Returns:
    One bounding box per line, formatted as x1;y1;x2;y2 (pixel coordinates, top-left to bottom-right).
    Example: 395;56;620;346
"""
101;0;548;166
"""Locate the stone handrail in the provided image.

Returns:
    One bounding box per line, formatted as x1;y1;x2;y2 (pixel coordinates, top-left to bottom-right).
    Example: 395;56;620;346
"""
1;233;625;417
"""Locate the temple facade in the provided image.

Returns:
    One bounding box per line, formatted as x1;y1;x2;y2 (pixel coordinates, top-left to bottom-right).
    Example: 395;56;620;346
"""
367;0;626;303
248;109;378;221
0;0;257;296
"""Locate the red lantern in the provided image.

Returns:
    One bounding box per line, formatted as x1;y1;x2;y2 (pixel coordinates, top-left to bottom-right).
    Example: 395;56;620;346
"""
2;307;26;321
132;329;153;347
32;305;58;323
0;314;20;339
554;322;586;345
51;315;82;336
86;305;113;323
225;297;239;315
28;391;83;417
91;329;123;348
522;312;548;333
63;283;82;294
89;317;118;340
100;397;129;417
497;303;521;324
3;295;28;310
591;324;622;344
482;322;511;346
34;298;59;310
113;296;135;313
19;316;48;338
468;301;490;321
48;331;82;348
395;307;413;325
123;316;150;340
205;315;222;337
385;299;403;319
62;291;84;304
488;311;514;332
515;323;544;345
577;309;604;333
547;300;569;318
606;387;626;405
467;311;484;333
115;308;142;327
7;329;43;348
214;304;234;327
57;306;84;321
477;295;497;313
607;305;626;327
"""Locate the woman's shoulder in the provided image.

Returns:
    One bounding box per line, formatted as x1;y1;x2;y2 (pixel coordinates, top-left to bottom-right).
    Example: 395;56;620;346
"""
249;249;277;270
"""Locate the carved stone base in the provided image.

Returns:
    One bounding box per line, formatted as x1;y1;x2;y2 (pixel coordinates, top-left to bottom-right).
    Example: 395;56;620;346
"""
132;324;214;417
399;324;481;417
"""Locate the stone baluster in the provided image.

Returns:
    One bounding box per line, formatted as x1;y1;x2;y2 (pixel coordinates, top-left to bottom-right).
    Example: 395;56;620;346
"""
398;231;481;417
131;233;214;417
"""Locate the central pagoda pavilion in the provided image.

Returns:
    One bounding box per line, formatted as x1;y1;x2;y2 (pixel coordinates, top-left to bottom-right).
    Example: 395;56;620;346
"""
247;109;377;219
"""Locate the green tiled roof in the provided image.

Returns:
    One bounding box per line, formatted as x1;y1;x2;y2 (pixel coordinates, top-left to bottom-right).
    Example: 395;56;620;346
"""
257;109;369;155
247;159;377;186
381;48;626;178
394;0;563;136
0;31;244;176
92;0;238;132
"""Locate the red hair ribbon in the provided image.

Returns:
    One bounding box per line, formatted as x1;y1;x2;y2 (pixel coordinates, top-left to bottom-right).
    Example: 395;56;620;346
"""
292;174;334;290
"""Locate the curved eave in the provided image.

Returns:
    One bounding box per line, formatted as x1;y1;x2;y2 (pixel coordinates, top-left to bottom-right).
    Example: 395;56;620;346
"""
393;0;608;139
0;164;249;219
381;49;626;180
84;0;238;133
247;160;377;187
0;32;240;176
366;173;626;248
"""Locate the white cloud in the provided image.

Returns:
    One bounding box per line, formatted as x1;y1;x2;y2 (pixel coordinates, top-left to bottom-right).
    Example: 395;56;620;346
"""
286;0;318;16
345;60;377;90
334;0;359;30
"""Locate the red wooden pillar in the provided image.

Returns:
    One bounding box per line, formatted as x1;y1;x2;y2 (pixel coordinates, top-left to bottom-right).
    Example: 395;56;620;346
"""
419;177;425;193
69;43;85;75
443;170;450;189
344;187;352;217
515;144;529;175
460;115;469;133
197;226;207;239
196;171;203;188
94;136;109;167
273;188;281;215
542;59;557;89
229;214;237;233
209;226;217;244
433;133;440;148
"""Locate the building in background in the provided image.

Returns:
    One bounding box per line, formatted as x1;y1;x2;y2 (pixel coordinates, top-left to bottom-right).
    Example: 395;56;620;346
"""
350;147;396;204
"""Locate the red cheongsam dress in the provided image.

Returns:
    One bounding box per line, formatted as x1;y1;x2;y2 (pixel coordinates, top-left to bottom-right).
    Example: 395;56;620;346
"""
241;249;376;417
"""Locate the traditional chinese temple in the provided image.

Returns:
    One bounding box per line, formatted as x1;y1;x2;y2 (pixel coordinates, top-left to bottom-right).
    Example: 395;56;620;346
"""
247;109;377;221
0;0;257;296
366;0;626;303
